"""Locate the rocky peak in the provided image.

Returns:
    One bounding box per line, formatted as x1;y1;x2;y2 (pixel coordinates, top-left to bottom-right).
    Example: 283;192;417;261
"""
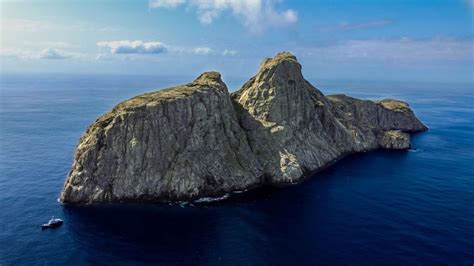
232;51;325;126
254;51;301;84
258;51;298;71
190;71;225;88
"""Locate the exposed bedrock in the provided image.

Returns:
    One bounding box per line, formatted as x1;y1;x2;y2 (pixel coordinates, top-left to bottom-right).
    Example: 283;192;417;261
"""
60;52;427;203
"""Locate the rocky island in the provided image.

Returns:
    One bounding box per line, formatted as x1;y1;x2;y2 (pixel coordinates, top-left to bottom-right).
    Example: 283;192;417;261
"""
60;52;427;203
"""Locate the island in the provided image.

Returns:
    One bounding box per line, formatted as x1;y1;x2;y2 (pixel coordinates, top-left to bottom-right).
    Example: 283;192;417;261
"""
60;52;427;203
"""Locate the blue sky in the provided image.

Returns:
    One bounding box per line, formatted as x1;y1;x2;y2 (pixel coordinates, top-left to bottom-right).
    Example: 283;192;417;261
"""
0;0;473;82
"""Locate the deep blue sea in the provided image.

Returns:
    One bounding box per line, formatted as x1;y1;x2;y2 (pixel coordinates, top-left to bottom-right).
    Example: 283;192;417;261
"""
0;73;473;265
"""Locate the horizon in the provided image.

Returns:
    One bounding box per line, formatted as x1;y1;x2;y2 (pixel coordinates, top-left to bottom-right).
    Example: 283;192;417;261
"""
1;0;473;83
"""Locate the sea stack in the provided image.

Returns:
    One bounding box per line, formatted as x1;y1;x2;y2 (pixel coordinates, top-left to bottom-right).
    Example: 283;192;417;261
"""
60;52;427;203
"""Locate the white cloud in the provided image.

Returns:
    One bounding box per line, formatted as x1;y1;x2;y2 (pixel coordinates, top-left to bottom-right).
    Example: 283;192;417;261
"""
192;47;213;55
97;40;168;54
169;46;214;55
148;0;298;31
38;48;73;59
265;6;297;26
222;49;237;56
97;40;218;56
149;0;186;8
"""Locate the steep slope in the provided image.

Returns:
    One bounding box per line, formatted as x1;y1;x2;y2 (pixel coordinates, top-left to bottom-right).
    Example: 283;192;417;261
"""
60;72;262;203
60;52;427;203
231;52;357;183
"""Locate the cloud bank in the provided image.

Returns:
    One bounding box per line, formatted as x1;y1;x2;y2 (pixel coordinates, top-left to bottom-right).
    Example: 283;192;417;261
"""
96;40;238;57
148;0;297;31
222;49;237;56
97;40;168;54
38;48;72;59
190;47;213;55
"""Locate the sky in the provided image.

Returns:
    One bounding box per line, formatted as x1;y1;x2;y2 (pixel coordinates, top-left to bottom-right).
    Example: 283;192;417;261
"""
0;0;473;83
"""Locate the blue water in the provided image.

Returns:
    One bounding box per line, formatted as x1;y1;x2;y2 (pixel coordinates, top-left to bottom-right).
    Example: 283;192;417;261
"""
0;73;473;265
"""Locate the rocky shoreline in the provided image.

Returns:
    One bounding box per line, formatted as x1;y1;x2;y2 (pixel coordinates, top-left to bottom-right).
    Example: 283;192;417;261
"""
60;52;427;203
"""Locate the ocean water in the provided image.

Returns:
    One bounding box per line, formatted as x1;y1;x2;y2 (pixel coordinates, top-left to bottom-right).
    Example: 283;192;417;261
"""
0;73;473;265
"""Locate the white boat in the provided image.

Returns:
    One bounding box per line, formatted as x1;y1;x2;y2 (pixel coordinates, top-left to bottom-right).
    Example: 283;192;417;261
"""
42;217;63;229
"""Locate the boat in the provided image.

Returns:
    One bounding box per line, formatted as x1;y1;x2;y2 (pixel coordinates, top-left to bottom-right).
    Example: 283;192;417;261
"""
41;217;63;229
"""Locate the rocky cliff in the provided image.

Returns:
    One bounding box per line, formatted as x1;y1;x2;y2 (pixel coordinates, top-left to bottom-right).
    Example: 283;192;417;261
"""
60;52;427;203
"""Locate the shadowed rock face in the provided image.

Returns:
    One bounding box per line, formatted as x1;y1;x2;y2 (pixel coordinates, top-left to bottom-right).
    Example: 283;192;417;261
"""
60;52;427;203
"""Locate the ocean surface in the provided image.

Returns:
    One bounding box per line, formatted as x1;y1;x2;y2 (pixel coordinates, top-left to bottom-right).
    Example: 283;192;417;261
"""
0;73;473;265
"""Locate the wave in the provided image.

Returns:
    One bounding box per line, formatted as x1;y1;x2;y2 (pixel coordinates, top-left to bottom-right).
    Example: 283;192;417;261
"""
193;193;230;203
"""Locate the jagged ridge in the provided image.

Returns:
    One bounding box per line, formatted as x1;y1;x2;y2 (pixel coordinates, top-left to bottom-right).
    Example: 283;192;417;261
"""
60;52;427;203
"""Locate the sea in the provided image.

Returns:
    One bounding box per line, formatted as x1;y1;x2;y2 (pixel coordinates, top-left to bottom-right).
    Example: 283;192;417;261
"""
0;73;473;265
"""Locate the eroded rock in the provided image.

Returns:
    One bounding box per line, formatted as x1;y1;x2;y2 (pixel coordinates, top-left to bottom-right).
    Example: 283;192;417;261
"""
379;130;411;150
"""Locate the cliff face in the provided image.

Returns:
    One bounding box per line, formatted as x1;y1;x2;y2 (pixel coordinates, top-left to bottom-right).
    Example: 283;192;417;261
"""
231;52;357;183
61;72;262;203
60;52;427;203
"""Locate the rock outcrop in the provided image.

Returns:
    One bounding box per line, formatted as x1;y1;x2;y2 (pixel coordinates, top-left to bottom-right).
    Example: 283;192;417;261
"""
60;52;427;203
378;130;411;150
